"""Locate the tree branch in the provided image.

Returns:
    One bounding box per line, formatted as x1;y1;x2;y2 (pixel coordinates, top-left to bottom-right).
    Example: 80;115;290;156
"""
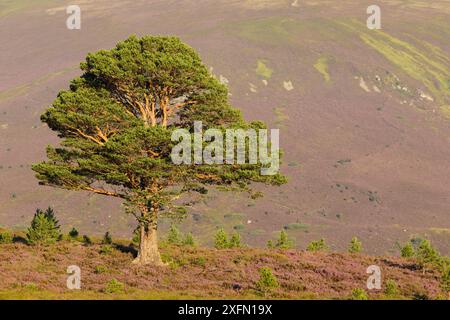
82;186;124;198
67;126;105;146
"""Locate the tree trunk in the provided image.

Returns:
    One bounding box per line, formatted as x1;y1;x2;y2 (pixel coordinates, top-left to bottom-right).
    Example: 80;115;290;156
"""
132;223;165;266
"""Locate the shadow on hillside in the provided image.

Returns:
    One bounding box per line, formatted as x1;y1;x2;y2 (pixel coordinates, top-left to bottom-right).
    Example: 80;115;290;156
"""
114;243;138;258
12;235;28;244
380;258;421;271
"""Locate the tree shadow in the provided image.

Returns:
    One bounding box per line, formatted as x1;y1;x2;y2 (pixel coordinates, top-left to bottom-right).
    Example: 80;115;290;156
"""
114;243;138;258
12;235;28;245
379;258;421;271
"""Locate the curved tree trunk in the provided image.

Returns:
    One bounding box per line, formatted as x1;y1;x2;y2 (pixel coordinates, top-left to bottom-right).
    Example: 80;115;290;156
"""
133;223;165;266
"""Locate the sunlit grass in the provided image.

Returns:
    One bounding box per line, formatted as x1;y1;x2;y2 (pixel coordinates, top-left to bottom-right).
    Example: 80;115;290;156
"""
0;0;55;17
314;56;331;83
340;19;450;106
256;60;273;79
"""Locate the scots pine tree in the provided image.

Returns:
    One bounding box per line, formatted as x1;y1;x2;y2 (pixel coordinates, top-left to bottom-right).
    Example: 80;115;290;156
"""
167;224;182;245
229;232;242;248
27;207;61;245
32;35;286;265
348;237;362;253
400;242;415;258
183;233;196;247
69;227;79;238
214;228;229;249
275;230;293;249
307;238;328;252
102;231;113;245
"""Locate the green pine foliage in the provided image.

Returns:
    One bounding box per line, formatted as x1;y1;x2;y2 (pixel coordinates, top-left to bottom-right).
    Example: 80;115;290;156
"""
348;237;362;253
400;242;415;258
213;229;242;249
102;232;112;245
183;233;196;247
167;224;183;245
100;245;113;255
416;239;440;267
274;230;294;249
229;232;242;248
26;207;61;245
214;228;229;249
31;35;287;263
68;227;79;238
384;279;399;296
132;227;140;245
441;265;450;292
400;239;449;291
0;231;13;244
82;235;93;246
307;239;328;252
166;225;196;246
94;265;108;274
256;267;279;292
105;279;125;294
351;288;368;300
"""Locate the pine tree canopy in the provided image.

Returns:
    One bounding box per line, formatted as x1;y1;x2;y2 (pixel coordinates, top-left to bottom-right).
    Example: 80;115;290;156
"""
32;35;286;233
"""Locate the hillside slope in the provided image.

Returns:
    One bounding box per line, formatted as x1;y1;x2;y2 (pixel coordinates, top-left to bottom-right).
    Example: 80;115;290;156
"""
0;0;449;254
0;238;447;300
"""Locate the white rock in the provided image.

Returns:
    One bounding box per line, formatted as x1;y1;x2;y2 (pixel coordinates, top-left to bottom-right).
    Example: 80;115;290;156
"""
219;75;229;85
283;81;294;91
359;77;371;92
418;89;434;102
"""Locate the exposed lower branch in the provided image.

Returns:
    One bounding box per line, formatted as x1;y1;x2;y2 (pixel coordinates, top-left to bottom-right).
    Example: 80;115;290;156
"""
82;186;124;198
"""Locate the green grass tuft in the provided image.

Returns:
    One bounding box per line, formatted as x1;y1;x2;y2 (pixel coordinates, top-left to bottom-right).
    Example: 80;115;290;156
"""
256;60;273;79
314;56;331;83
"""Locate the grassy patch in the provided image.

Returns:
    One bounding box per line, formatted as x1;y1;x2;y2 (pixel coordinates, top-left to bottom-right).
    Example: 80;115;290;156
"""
429;228;450;236
0;289;219;300
284;222;309;231
340;20;450;106
226;16;353;46
0;66;77;102
256;60;273;79
273;107;288;127
440;105;450;118
314;56;331;83
230;17;295;45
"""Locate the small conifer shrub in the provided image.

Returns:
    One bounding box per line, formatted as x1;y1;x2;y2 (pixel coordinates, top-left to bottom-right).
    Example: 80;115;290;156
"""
167;224;183;245
256;267;279;292
229;232;242;248
275;230;294;249
26;207;61;245
350;288;368;300
105;279;125;294
0;231;13;244
183;233;196;246
348;237;362;253
68;227;79;238
307;239;328;252
102;231;112;245
214;228;229;249
400;242;415;258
